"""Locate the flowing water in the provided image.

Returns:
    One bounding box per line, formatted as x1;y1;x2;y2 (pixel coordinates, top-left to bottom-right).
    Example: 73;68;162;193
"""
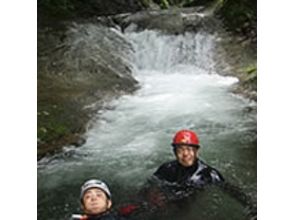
38;28;256;220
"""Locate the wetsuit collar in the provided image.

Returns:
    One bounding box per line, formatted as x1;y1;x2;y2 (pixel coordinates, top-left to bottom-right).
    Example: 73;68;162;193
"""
85;211;111;219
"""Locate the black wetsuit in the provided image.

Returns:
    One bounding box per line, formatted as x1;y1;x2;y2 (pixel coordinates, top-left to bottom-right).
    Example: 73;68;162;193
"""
149;158;256;218
153;159;224;186
140;158;224;202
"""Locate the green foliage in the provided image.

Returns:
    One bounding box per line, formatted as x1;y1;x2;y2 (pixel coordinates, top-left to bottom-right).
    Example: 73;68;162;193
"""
238;64;257;85
217;0;256;38
153;0;170;8
140;0;152;7
245;65;257;75
161;0;170;8
38;0;76;18
181;0;215;7
182;0;194;5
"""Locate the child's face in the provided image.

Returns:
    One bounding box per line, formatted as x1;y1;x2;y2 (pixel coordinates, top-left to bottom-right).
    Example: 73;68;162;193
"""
82;188;112;215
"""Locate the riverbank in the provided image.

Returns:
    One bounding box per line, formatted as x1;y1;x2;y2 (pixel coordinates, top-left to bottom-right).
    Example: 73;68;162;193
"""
216;35;256;101
214;0;256;101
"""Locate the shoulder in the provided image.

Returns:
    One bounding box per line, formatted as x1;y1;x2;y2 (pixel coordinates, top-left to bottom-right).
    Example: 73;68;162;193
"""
154;160;177;175
197;159;225;182
158;160;178;169
151;160;178;182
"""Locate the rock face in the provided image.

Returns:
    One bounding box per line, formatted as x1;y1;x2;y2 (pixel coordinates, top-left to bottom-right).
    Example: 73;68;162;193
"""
38;22;138;160
213;32;257;101
113;7;206;34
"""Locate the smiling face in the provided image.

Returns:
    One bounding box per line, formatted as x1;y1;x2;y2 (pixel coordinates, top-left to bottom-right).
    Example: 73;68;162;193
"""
175;145;198;167
82;188;112;215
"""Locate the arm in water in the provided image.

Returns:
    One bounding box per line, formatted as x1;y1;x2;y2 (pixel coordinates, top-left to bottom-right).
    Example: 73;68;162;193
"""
118;177;256;219
117;184;167;216
217;181;257;219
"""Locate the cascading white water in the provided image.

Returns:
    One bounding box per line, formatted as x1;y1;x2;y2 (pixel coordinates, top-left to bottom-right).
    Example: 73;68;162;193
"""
38;29;256;220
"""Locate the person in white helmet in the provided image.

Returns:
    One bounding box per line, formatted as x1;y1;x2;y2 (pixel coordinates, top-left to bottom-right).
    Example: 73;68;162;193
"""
71;179;129;220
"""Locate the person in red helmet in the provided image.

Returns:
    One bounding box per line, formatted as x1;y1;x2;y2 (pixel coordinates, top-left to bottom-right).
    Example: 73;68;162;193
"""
118;130;256;219
145;129;256;218
123;129;225;216
151;129;224;189
118;130;224;217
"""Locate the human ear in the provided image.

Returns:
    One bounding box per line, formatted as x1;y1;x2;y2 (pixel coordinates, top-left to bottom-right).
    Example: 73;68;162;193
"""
194;148;199;157
107;200;112;209
81;204;85;211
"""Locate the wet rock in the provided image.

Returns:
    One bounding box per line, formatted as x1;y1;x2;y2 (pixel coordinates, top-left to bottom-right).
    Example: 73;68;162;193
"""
114;7;206;34
212;22;256;101
38;22;138;160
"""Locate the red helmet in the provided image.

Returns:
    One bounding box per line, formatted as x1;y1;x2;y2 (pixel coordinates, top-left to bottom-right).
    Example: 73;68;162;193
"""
172;130;200;147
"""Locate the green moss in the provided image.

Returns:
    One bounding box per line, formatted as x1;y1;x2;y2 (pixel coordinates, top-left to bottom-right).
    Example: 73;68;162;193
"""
37;104;72;142
140;0;152;7
244;65;257;75
240;64;257;80
160;0;170;8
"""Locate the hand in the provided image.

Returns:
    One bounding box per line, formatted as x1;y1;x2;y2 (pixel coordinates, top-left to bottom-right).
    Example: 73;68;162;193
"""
147;188;167;208
118;204;140;216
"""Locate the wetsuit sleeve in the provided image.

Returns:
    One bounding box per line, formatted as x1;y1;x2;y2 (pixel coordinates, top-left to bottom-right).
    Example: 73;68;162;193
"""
210;168;225;183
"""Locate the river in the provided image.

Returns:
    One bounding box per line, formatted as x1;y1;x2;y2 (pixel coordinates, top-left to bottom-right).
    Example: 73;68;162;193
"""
38;28;256;220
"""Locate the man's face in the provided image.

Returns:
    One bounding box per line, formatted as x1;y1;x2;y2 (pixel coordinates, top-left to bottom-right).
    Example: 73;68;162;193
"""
82;188;112;215
175;145;198;167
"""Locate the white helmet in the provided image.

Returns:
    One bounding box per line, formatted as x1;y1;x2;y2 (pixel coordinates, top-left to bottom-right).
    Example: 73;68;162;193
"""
80;179;111;201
